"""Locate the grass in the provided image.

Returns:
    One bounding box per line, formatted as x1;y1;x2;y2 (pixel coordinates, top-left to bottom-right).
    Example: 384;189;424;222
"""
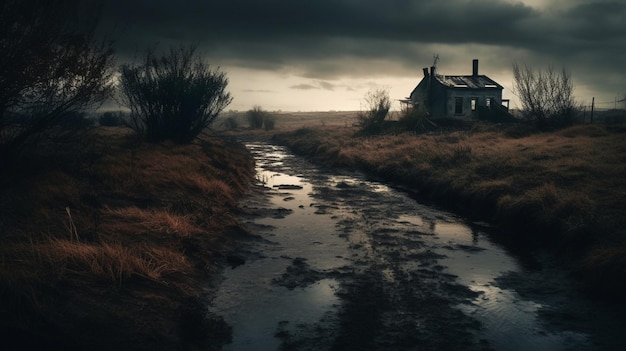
270;120;626;299
0;126;255;350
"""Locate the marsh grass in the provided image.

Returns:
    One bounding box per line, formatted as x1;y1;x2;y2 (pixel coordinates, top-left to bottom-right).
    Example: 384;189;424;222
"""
273;121;626;297
0;125;255;348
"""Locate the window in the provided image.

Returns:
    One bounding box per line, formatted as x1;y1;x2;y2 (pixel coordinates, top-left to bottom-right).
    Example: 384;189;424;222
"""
486;97;492;108
471;98;477;111
455;97;463;114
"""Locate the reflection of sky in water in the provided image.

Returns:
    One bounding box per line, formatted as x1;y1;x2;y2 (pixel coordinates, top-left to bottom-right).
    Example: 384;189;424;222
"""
213;275;339;351
211;143;346;350
395;214;591;350
257;170;305;189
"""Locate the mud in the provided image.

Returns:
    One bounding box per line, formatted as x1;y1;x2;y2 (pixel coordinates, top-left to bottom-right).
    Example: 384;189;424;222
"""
210;141;626;351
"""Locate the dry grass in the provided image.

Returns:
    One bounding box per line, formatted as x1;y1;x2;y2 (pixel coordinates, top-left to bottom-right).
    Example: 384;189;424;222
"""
0;126;255;349
272;118;626;297
32;238;190;284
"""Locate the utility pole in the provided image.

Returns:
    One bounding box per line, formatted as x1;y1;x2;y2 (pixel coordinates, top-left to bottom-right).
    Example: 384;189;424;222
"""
590;97;595;124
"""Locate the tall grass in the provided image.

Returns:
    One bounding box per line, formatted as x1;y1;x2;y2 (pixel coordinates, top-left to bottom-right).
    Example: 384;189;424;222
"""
0;126;255;348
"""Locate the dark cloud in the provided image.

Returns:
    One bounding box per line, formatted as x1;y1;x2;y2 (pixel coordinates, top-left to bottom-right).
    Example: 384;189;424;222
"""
290;81;337;91
100;0;626;103
290;84;318;91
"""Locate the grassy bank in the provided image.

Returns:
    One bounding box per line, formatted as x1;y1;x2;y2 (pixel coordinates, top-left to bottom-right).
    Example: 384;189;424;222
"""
272;122;626;298
0;127;255;350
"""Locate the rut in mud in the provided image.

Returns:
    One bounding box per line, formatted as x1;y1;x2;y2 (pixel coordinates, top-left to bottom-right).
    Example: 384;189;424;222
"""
210;141;625;351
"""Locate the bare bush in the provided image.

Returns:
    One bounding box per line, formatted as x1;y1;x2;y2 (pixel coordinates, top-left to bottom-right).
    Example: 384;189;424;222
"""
0;0;115;162
357;88;391;134
512;62;579;127
398;104;436;132
119;45;232;143
246;106;275;130
246;106;266;129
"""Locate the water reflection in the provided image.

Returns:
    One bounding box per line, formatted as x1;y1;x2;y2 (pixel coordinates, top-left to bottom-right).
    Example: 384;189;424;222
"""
212;142;595;350
210;144;347;350
213;276;339;351
395;213;591;350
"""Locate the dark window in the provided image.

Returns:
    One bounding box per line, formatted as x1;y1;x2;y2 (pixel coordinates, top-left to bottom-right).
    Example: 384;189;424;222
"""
455;97;463;114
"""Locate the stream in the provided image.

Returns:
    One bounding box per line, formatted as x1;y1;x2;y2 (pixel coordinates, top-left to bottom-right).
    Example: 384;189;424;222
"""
210;141;625;351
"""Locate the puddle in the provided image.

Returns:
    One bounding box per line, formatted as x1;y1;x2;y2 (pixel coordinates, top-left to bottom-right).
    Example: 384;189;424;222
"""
212;274;339;351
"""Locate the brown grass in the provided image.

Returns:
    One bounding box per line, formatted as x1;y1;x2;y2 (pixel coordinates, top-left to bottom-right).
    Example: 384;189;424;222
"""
0;126;255;349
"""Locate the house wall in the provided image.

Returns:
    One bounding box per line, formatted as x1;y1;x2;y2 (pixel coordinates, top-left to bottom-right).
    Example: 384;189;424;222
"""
410;78;447;116
409;79;429;108
444;88;502;118
430;83;449;117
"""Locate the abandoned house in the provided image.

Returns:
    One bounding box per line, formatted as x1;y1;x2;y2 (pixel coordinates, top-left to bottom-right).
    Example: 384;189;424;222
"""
407;59;509;118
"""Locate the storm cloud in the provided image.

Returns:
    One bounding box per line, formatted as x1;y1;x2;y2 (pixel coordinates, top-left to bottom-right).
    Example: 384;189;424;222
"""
100;0;626;110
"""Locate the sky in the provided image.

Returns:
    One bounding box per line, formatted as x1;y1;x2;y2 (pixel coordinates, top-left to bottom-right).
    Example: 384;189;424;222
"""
99;0;626;112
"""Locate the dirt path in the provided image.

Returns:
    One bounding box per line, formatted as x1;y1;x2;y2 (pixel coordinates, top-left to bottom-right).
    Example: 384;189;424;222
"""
210;141;624;351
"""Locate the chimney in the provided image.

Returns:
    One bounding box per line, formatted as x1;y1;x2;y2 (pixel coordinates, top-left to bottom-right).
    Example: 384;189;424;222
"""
472;59;479;76
423;67;429;77
430;66;436;77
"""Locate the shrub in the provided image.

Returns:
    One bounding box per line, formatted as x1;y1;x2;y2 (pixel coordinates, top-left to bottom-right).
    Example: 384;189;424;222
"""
246;106;266;129
398;104;436;132
119;45;232;143
221;116;239;130
0;0;115;162
357;88;391;134
264;114;276;130
246;106;276;130
99;111;124;127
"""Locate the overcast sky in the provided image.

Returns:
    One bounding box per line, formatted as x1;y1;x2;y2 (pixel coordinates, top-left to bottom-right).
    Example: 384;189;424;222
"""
100;0;625;111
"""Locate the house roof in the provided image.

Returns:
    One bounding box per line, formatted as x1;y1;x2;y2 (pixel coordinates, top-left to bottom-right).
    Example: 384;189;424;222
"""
434;74;502;89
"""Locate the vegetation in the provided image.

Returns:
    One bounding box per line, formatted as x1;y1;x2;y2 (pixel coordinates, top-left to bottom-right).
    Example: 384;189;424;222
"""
98;111;126;126
119;45;232;143
356;88;391;134
246;106;276;130
398;104;437;132
273;122;626;298
513;62;579;128
0;0;115;163
0;127;255;349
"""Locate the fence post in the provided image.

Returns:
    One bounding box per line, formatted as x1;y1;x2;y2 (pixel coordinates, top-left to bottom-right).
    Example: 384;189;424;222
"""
590;97;595;124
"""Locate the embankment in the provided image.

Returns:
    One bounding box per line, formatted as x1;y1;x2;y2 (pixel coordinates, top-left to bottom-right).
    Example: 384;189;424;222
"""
0;127;256;350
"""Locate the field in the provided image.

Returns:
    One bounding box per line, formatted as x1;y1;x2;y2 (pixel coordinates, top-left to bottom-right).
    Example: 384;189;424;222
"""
2;110;625;349
224;110;626;298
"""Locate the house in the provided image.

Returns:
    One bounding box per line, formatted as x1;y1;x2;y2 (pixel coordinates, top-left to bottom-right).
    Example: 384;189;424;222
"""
407;59;509;118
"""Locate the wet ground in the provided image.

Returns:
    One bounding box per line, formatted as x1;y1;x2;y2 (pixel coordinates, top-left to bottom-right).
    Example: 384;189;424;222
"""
210;142;626;351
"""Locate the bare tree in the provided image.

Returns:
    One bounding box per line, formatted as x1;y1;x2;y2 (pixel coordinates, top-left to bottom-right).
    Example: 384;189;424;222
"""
0;0;115;161
512;62;579;127
119;45;233;143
